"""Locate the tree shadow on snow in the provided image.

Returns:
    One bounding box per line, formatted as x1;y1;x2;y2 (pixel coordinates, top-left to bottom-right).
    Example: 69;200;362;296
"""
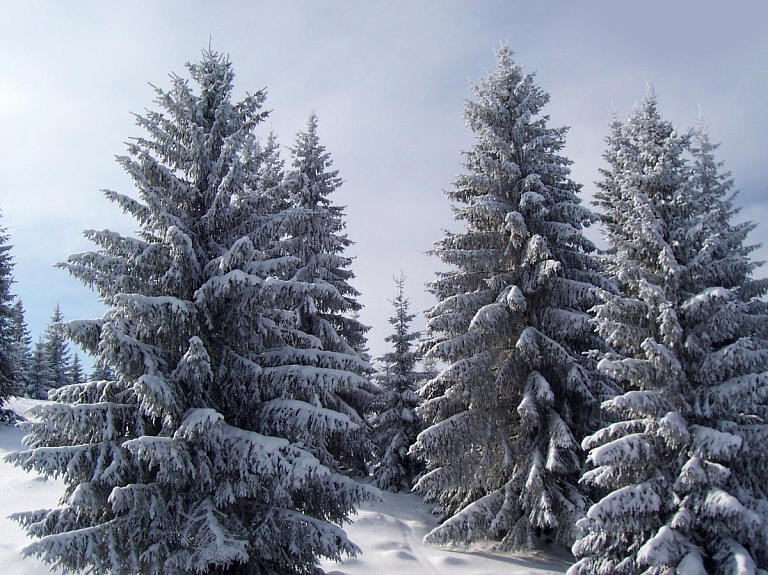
442;545;573;573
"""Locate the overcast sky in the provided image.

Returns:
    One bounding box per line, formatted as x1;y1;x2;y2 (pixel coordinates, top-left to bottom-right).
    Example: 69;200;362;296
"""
1;1;766;369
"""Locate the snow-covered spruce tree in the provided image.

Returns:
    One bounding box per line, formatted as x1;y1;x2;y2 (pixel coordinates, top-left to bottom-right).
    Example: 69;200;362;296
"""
569;94;768;575
43;303;72;389
69;353;85;384
6;50;369;575
0;214;17;409
263;112;374;473
411;47;617;550
274;112;369;358
370;274;425;492
26;336;56;400
9;299;33;397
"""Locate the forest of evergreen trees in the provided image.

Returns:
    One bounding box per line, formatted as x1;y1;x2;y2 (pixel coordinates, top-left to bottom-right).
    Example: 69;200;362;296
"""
1;47;766;575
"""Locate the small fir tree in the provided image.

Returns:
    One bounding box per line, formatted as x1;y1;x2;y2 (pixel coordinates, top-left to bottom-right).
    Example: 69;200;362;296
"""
371;274;425;492
42;303;71;389
68;353;85;384
411;47;617;550
26;337;56;400
9;299;32;396
6;50;369;575
569;94;768;575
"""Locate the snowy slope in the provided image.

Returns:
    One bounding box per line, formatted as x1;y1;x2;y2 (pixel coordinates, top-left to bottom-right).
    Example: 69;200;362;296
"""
1;398;571;575
1;398;64;575
320;490;572;575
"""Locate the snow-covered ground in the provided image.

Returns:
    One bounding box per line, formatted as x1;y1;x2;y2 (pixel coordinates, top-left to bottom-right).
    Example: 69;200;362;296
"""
1;398;572;575
319;491;572;575
1;398;64;575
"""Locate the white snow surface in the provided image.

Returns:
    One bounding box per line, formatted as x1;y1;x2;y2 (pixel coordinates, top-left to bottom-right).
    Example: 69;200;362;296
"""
1;397;571;575
1;398;65;575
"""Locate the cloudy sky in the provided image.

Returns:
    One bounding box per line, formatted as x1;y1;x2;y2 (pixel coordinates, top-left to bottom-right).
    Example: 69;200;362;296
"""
1;1;766;369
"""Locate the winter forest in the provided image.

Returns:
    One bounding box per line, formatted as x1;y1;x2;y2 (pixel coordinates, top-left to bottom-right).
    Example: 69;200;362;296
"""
1;42;767;575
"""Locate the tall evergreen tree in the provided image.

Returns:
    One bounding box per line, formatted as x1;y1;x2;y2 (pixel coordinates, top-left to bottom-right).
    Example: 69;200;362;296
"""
263;112;375;473
9;299;32;395
0;213;16;407
570;94;768;575
371;274;425;492
42;303;71;389
411;47;617;550
6;50;369;575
